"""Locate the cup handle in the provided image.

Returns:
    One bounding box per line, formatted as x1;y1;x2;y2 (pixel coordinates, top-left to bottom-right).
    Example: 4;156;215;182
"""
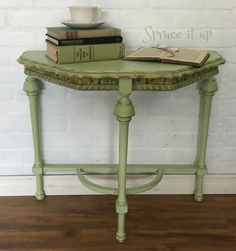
96;9;101;20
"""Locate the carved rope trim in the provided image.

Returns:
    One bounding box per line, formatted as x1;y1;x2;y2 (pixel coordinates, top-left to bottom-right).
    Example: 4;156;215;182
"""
24;67;219;91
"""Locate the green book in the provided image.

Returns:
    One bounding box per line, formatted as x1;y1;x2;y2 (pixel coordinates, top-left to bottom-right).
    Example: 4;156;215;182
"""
46;42;125;64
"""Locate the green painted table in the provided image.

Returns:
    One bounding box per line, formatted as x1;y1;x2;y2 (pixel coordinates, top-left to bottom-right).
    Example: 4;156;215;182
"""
18;50;225;242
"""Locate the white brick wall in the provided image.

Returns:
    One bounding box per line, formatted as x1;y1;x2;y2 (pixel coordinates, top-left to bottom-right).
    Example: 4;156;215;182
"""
8;9;69;27
0;0;235;178
149;0;205;9
35;0;89;8
0;0;33;8
0;31;35;46
175;10;236;29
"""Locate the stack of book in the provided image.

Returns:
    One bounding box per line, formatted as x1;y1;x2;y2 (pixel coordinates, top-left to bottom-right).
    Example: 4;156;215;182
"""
46;26;125;64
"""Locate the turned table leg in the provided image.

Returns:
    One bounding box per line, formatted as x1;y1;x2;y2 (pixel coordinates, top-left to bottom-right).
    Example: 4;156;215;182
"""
114;78;135;242
194;77;218;202
23;76;45;200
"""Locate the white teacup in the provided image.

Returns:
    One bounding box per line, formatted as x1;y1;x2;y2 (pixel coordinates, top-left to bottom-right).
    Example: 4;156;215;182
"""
69;6;101;23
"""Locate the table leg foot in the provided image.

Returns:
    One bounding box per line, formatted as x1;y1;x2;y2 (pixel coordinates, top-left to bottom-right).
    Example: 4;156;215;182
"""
194;168;206;202
194;177;204;202
116;234;126;243
35;174;45;200
116;225;126;243
116;200;128;242
194;194;204;202
35;192;45;201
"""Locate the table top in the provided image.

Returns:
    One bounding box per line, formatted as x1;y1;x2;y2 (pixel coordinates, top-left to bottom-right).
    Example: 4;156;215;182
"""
18;50;225;91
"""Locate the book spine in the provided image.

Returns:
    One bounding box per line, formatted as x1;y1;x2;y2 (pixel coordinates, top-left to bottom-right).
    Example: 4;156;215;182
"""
47;43;125;64
46;36;123;46
46;42;59;62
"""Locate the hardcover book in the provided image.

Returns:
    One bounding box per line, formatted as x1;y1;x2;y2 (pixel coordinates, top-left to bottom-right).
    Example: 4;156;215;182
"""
125;47;210;67
46;26;121;40
46;42;125;64
46;35;123;46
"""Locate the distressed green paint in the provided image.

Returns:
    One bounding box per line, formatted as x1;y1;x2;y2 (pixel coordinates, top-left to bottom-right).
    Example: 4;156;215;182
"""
114;78;135;242
43;163;197;174
77;168;163;195
23;76;45;200
126;169;163;194
194;77;218;202
18;50;225;91
77;169;117;195
19;50;225;242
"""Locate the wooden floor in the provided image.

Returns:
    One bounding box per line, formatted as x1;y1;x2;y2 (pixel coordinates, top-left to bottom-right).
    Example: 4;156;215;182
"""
0;195;236;251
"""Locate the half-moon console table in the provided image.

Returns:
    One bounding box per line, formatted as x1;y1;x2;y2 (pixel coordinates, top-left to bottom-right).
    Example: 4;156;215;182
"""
18;51;225;242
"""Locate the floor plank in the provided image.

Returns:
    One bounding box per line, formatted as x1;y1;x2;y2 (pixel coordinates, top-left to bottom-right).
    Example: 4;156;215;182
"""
0;195;235;250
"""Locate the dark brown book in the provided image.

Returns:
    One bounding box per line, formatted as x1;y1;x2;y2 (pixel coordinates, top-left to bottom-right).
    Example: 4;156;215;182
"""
46;26;121;40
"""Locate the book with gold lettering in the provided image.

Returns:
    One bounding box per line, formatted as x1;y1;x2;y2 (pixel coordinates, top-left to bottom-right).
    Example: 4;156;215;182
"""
125;46;210;67
46;41;125;64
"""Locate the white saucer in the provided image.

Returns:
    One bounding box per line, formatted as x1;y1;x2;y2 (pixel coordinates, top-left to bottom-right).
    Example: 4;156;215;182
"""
62;19;105;29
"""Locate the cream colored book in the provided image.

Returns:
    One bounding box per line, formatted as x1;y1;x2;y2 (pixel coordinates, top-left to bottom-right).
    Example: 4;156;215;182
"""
125;47;210;67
